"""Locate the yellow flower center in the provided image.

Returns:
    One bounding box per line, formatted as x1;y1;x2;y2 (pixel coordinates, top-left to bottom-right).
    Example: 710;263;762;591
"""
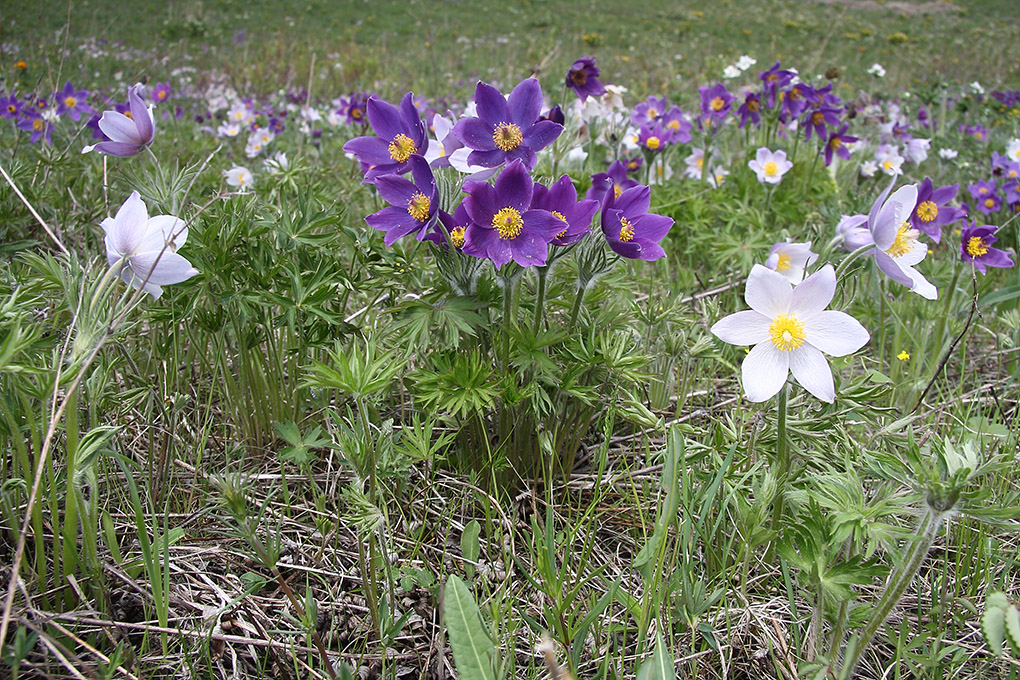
885;223;918;258
407;192;430;221
646;107;658;120
646;136;661;150
492;122;523;152
916;200;938;222
352;108;363;120
492;207;524;240
978;187;989;194
619;216;635;242
776;253;792;271
695;156;704;169
157;91;167;100
882;159;895;171
829;137;843;150
32;119;43;131
667;120;681;130
552;211;568;239
613;185;623;199
897;350;910;361
64;96;77;108
6;105;14;114
748;99;760;112
450;226;466;248
764;160;779;177
769;314;805;351
387;133;417;163
985;198;996;208
710;97;725;112
966;236;989;257
124;111;133;119
811;112;824;125
570;70;587;86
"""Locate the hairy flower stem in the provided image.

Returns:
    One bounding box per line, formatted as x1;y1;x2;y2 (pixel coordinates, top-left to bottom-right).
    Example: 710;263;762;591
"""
501;274;515;371
833;243;877;281
769;382;790;535
568;284;586;328
840;506;950;677
533;266;549;335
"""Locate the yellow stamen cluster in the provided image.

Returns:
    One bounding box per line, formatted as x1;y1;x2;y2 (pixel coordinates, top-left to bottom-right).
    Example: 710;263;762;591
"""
710;97;726;112
885;223;918;258
552;211;568;240
776;253;792;272
492;207;524;240
667;120;681;131
388;134;417;163
407;192;430;221
619;217;635;242
829;137;843;150
450;226;466;248
32;119;43;131
763;160;779;177
966;236;989;257
492;122;523;152
978;186;989;194
646;136;661;150
747;99;760;112
613;185;623;199
768;314;805;352
811;111;824;126
64;96;77;108
916;200;938;222
985;198;996;209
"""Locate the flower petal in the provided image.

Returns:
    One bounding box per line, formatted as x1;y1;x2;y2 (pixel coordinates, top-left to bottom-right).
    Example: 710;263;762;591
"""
711;310;770;346
98;111;142;145
745;264;793;318
522;120;562;152
507;78;542;127
129;250;199;286
803;310;870;356
473;82;508;125
789;345;835;402
494;160;533;212
790;264;836;316
366;97;404;142
453;117;496;150
741;342;790;402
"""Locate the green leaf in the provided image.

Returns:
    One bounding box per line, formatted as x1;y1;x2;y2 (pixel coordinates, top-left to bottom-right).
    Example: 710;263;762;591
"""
1005;605;1020;657
987;592;1011;611
461;520;481;579
444;575;496;680
982;605;1006;656
636;632;676;680
979;284;1020;308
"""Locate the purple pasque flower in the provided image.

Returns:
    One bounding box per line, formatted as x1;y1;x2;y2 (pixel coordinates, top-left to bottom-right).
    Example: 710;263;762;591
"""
340;92;370;126
835;214;872;251
699;83;734;126
758;61;795;107
737;92;762;129
461;159;564;268
55;81;94;122
452;78;562;171
781;82;818;121
637;121;670;152
82;84;155;157
710;264;869;403
823;124;857;166
909;178;963;243
632;95;668;126
365;155;440;246
866;179;937;299
803;107;841;142
541;104;565;126
343;92;428;182
963;124;988;142
17;110;52;145
531;175;599;246
960;221;1014;273
566;56;607;103
102;191;198;299
661;106;692;144
424;203;469;250
1;93;23;120
600;183;674;261
151;82;171;103
968;179;1001;215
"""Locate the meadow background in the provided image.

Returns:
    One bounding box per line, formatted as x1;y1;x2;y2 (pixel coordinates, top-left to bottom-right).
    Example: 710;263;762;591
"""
2;0;1020;679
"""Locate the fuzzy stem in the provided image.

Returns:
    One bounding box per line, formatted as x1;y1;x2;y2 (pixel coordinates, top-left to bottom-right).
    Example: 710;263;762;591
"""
840;506;949;676
769;382;790;534
533;266;549;335
568;284;587;329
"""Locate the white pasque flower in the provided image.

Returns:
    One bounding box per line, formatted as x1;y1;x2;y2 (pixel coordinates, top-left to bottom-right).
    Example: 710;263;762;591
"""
867;63;886;78
102;191;198;299
765;241;818;284
711;264;869;402
722;65;741;79
1006;139;1020;163
736;55;757;71
938;147;958;161
748;147;793;185
224;166;254;192
866;180;937;300
860;159;879;178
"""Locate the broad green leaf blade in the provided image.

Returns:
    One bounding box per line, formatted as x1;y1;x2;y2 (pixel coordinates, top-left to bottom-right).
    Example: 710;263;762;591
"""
1005;606;1020;658
636;632;676;680
982;605;1006;656
444;575;496;680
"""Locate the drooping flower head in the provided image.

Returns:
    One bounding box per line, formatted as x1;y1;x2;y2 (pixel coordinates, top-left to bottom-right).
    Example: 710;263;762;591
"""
565;56;607;103
224;166;254;192
55;81;93;122
82;84;155;157
343;92;428;183
102;191;199;299
781;82;818;120
758;61;795;107
909;178;963;243
531;175;599;246
764;241;817;283
748;147;793;185
959;221;1014;273
710;264;869;402
461;159;565;268
600;184;674;261
737;92;762;129
365;155;441;246
802;106;841;142
867;180;937;299
835;214;872;251
452;78;562;170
